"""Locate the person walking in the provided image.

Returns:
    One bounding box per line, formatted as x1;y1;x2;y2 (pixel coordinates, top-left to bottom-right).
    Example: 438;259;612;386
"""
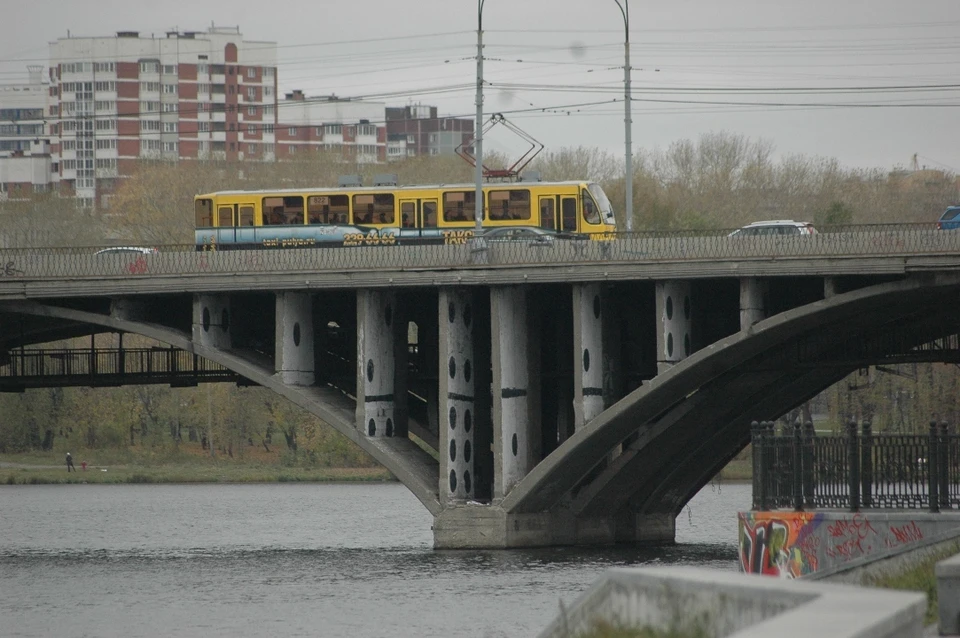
66;452;75;472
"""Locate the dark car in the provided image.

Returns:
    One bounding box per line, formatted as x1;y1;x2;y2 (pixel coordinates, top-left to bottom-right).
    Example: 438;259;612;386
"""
483;226;563;245
937;206;960;230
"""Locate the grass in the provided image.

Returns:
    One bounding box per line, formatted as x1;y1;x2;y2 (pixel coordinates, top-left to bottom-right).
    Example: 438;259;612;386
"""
0;444;394;485
866;542;960;626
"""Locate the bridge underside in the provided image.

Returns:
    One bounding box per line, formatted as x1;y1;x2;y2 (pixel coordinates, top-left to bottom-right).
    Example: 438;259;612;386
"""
3;272;960;547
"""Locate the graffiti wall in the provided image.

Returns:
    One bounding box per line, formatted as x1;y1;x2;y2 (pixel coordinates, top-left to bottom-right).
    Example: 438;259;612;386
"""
738;510;954;578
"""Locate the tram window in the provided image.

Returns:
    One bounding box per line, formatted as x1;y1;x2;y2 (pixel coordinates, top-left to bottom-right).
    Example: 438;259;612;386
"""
539;198;556;230
443;191;476;222
238;205;254;226
401;202;416;228
262;195;304;225
561;197;577;232
489;189;530;221
307;195;348;224
581;189;601;224
423;201;438;227
195;199;213;227
218;206;233;227
352;193;395;225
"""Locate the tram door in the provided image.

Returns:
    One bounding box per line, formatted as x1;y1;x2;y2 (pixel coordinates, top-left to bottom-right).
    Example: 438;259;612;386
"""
217;204;236;245
560;196;578;232
398;198;439;242
538;196;558;231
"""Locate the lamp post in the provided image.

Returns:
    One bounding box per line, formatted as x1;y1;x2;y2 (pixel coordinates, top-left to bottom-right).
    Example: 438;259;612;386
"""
474;0;486;237
614;0;633;233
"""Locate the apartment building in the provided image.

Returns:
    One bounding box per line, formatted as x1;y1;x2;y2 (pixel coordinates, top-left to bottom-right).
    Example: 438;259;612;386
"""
0;66;54;200
385;104;473;160
49;26;278;206
275;90;386;163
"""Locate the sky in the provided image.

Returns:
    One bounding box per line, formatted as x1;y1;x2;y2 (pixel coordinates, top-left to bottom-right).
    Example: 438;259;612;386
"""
2;0;959;174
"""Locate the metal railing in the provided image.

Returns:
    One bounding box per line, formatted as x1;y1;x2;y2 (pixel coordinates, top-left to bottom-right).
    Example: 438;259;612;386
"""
0;347;239;386
752;420;960;512
0;223;958;281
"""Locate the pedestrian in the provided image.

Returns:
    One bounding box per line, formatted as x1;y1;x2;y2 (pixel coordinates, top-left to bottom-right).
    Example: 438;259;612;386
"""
66;452;75;472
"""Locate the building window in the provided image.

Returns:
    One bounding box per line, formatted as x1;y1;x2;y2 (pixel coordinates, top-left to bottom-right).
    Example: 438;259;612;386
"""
325;124;342;135
247;124;257;134
95;81;115;92
263;105;274;117
198;122;210;133
140;120;161;132
163;121;178;133
163;142;178;153
162;103;178;113
139;61;160;74
288;127;297;136
246;87;256;100
262;123;274;134
139;81;160;92
94;62;115;73
288;145;296;154
162;84;177;94
163;64;177;75
198;63;208;75
264;86;273;97
248;143;257;153
247;106;256;116
247;68;256;78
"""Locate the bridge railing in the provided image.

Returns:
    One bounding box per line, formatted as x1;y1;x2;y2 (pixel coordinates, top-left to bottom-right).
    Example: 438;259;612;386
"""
751;419;959;512
0;223;957;279
0;347;237;381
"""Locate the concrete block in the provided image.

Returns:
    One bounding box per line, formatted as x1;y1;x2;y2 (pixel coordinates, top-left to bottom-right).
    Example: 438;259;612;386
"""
937;553;960;634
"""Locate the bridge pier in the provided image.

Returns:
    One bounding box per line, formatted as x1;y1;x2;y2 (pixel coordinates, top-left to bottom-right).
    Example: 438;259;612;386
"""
275;292;314;386
573;283;604;429
192;294;231;349
656;281;692;374
739;278;767;330
432;505;621;548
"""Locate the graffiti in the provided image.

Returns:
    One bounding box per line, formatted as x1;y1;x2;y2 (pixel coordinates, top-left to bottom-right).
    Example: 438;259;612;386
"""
887;521;924;547
824;513;877;559
738;512;824;578
127;256;148;275
442;230;474;245
2;261;24;276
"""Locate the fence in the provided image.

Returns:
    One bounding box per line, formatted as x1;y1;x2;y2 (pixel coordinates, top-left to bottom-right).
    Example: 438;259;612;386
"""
751;420;960;512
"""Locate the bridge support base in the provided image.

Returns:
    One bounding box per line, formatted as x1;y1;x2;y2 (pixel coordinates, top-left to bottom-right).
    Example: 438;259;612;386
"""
432;505;674;548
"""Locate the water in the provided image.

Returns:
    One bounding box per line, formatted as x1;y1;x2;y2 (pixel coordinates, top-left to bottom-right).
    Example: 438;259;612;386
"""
0;481;748;637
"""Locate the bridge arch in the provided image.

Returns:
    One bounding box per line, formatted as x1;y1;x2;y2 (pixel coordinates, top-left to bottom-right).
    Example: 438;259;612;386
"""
0;299;441;515
502;273;960;521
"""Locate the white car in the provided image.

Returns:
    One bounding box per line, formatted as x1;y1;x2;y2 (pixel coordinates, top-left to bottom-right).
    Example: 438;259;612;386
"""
728;220;818;237
94;246;159;255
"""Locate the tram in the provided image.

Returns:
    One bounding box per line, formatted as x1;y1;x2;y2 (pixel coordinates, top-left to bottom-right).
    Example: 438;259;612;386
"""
194;176;616;250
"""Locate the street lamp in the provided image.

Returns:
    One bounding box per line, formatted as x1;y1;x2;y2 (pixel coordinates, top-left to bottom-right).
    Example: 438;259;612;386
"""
474;0;486;237
614;0;633;233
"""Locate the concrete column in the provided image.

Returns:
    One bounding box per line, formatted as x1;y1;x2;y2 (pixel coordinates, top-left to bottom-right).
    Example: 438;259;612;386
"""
655;281;692;375
274;292;314;386
192;294;231;349
439;288;476;503
824;276;839;298
491;286;538;499
739;278;767;330
574;283;604;429
356;290;398;437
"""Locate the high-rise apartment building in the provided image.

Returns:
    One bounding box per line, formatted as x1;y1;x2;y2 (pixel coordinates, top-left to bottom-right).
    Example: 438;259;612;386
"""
385;104;473;160
275;90;386;164
0;66;54;200
49;26;278;206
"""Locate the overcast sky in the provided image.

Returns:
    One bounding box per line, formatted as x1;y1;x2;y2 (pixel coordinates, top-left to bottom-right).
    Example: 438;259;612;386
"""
3;0;959;173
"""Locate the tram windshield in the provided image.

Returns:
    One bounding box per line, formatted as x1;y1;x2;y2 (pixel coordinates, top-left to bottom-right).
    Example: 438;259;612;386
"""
587;183;615;225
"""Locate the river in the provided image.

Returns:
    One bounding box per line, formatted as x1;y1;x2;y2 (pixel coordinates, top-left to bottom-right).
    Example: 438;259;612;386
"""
0;481;749;637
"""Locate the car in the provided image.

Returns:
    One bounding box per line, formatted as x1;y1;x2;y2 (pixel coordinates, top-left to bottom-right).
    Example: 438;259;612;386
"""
482;226;564;245
937;206;960;230
728;220;818;237
94;246;159;255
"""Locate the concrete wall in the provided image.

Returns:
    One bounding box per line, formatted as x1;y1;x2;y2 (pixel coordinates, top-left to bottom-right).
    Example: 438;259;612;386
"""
739;510;960;578
537;566;926;638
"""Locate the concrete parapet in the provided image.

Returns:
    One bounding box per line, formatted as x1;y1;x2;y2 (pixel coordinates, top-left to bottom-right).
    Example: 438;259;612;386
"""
537;566;926;638
937;552;960;634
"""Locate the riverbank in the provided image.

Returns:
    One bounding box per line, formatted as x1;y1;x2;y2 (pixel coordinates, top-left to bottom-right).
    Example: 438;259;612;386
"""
1;447;751;486
0;446;393;485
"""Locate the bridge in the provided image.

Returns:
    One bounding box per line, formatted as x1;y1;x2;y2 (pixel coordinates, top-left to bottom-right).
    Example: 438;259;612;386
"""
2;225;960;548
